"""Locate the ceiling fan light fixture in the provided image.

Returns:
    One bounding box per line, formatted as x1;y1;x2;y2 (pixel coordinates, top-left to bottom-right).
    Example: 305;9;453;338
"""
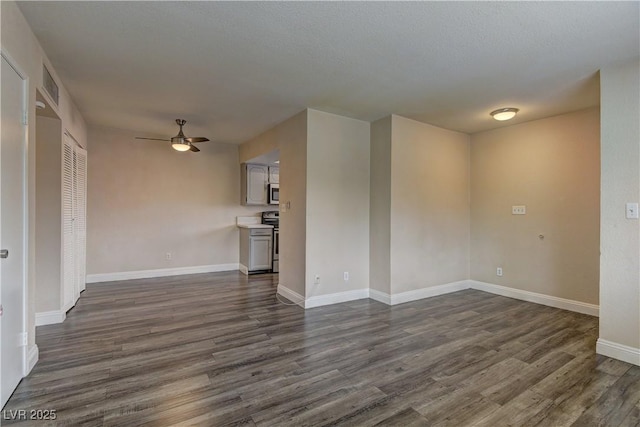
135;119;208;152
171;137;191;152
490;107;519;121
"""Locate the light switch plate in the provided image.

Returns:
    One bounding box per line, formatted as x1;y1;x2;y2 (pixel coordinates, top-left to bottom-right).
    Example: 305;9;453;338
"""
626;203;639;219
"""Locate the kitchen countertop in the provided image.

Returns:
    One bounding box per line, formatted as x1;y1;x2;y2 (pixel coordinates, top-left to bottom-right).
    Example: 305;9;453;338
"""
237;224;273;229
236;216;273;229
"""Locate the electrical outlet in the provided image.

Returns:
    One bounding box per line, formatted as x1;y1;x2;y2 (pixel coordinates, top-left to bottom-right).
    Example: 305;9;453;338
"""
314;275;320;285
165;252;172;260
512;205;526;215
343;272;349;281
497;267;503;277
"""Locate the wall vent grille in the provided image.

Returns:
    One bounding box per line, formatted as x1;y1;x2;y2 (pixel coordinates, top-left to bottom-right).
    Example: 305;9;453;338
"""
43;64;59;106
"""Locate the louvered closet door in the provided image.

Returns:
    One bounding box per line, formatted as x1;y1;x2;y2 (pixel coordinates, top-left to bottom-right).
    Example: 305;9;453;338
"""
74;147;87;293
63;136;87;311
62;135;76;311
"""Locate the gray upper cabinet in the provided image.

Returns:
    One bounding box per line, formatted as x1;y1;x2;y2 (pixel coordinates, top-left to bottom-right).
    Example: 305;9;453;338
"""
268;166;279;184
241;163;268;205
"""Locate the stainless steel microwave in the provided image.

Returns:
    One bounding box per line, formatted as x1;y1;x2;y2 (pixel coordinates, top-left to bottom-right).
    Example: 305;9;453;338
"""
268;183;279;205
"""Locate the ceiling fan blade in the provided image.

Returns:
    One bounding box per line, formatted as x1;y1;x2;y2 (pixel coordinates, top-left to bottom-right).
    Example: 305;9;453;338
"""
189;145;201;152
185;137;209;143
135;137;170;142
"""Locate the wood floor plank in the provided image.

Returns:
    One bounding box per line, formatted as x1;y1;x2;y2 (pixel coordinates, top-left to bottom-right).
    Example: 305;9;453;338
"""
415;389;501;426
473;389;554;427
619;400;640;427
373;407;430;426
481;351;576;406
571;366;640;426
3;272;638;426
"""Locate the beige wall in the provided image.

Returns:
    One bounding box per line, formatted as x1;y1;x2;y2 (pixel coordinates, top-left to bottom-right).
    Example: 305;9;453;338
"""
238;125;278;164
238;110;308;297
2;1;87;350
86;126;264;274
470;108;601;305
1;3;87;147
369;116;392;294
599;59;640;356
274;111;308;298
390;115;470;293
35;116;62;313
306;110;370;297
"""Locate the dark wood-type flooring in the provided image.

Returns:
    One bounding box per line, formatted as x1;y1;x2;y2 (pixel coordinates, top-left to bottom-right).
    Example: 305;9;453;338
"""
3;271;639;426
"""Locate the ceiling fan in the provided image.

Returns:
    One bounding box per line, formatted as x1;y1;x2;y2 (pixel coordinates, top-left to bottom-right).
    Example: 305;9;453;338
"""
135;119;209;152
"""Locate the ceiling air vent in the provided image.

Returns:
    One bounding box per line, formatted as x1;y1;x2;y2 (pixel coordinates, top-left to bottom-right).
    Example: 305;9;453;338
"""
42;64;59;106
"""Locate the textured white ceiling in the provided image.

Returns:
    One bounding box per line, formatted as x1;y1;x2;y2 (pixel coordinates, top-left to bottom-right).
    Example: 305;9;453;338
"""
17;1;640;143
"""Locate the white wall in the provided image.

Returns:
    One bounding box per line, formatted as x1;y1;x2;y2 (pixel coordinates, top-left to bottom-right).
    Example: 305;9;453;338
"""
370;116;392;294
239;126;278;165
306;110;370;299
278;112;309;298
1;1;87;355
598;59;640;365
390;115;470;293
470;108;601;305
368;115;470;301
35;115;62;313
86;126;266;276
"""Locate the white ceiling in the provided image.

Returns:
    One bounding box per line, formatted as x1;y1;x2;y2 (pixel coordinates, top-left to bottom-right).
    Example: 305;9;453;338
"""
17;1;639;143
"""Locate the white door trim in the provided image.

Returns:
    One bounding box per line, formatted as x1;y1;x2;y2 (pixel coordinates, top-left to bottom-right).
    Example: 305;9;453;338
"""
1;49;33;378
64;129;84;150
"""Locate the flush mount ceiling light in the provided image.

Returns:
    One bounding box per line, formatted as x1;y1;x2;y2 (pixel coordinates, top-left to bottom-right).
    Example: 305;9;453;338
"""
490;107;519;121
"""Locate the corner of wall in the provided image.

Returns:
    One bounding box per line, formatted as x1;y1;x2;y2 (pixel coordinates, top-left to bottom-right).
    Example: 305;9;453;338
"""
369;115;392;294
388;116;470;294
598;58;640;360
304;110;371;299
469;109;601;307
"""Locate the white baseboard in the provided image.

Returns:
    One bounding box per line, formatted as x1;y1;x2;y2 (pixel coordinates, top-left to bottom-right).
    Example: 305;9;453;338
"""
469;280;599;317
305;288;370;309
277;284;305;308
369;289;391;305
25;344;39;375
239;264;249;275
36;310;66;326
596;339;640;366
391;280;471;305
63;299;75;313
86;263;240;283
367;280;598;318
